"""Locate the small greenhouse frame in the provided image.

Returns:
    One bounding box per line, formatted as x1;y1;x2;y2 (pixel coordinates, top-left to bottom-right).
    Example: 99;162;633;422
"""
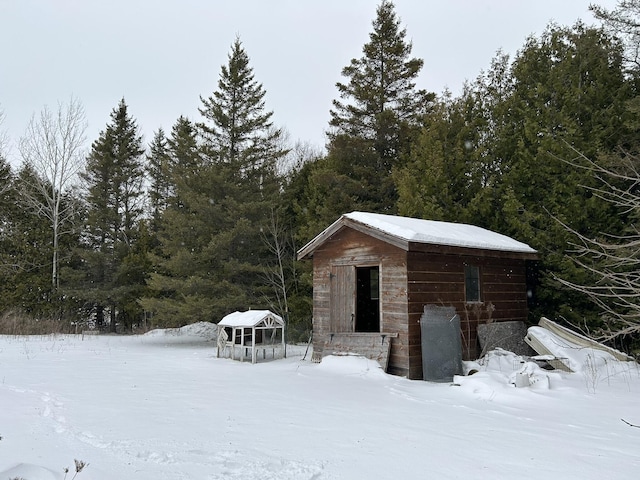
217;310;285;364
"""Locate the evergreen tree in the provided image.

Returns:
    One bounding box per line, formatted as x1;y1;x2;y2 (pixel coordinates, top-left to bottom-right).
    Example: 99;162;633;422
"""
77;98;146;331
199;35;286;180
297;0;433;236
84;99;145;246
140;116;224;326
197;36;288;318
395;89;487;223
0;165;62;317
289;155;361;243
396;22;633;325
143;38;288;326
166;116;202;181
0;161;22;313
0;156;14;233
500;23;631;323
394;51;517;228
146;128;171;232
330;0;432;151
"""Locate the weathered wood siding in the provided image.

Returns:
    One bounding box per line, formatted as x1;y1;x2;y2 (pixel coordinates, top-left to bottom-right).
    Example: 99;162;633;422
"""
321;332;397;371
311;228;410;376
407;250;530;378
309;226;532;380
329;265;355;332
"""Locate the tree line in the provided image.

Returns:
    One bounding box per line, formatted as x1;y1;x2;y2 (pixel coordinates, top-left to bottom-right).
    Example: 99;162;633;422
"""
0;1;639;348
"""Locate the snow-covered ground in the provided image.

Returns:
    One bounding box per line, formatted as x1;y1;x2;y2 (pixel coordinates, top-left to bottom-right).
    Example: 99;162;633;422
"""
1;322;639;479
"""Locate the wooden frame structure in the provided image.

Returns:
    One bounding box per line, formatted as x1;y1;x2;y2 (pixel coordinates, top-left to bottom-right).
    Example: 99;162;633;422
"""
217;310;285;364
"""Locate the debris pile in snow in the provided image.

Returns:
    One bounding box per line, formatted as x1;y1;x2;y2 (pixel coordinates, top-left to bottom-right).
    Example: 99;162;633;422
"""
457;348;558;398
455;317;639;398
524;317;634;373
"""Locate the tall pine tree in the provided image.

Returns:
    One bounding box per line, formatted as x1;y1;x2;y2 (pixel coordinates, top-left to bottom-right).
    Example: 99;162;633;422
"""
77;98;147;331
140;116;224;326
143;38;289;326
198;36;288;317
199;36;286;179
146;128;171;234
330;0;431;153
296;0;433;239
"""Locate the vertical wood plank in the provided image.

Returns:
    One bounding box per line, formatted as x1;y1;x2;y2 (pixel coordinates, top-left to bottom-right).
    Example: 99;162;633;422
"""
330;264;355;332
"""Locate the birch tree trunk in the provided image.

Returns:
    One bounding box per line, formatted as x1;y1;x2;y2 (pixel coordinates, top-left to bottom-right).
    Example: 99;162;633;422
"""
18;97;87;290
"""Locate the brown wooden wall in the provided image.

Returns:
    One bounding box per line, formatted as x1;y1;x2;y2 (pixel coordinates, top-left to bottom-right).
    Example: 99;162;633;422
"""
406;250;530;379
310;228;411;376
309;226;531;380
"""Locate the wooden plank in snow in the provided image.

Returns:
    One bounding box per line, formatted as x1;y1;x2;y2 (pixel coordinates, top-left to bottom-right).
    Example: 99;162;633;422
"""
523;329;573;372
538;317;634;362
320;332;398;371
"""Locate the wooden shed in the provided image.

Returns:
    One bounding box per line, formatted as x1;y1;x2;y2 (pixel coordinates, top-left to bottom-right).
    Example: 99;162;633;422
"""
297;212;538;379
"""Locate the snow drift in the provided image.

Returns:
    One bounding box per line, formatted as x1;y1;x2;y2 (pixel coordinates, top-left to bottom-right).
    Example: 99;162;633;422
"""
1;326;639;480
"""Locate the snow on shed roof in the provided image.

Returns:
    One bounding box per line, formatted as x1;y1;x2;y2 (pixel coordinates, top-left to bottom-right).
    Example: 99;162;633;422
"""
218;310;284;327
298;212;537;258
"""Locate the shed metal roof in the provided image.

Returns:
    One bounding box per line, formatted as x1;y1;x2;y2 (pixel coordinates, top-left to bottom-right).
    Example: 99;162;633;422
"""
298;212;537;259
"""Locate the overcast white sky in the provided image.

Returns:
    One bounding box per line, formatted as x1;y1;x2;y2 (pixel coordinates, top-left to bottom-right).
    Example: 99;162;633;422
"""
0;0;619;164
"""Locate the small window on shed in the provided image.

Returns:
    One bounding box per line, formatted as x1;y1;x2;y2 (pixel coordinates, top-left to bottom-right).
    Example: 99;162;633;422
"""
465;265;481;303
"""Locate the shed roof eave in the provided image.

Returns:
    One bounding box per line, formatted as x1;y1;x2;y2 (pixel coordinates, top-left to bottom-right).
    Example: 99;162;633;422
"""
407;241;539;259
296;217;410;260
297;216;346;260
343;218;409;251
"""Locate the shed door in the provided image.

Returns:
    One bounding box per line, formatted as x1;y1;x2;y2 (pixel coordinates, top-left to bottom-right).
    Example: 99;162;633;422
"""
330;265;355;332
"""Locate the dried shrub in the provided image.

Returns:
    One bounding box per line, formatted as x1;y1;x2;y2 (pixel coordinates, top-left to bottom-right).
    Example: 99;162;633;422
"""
0;309;74;335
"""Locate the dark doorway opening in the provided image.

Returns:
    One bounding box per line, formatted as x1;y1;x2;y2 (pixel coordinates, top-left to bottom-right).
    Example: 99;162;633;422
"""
355;266;380;332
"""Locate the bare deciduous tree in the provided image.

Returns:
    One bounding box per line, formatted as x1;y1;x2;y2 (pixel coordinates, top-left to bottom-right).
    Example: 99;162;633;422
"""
18;97;87;290
278;138;323;176
0;108;12;199
261;208;293;321
555;145;640;341
591;0;640;72
0;107;9;162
